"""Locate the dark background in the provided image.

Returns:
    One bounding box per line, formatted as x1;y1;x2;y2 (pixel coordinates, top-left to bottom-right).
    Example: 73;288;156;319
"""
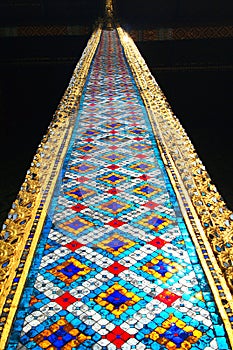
0;0;233;226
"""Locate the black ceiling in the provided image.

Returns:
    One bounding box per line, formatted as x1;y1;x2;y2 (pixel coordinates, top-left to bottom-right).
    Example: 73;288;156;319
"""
0;0;233;27
116;0;233;28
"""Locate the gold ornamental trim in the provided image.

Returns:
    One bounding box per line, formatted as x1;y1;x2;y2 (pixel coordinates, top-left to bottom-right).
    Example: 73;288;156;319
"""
1;24;232;40
0;26;102;348
105;0;115;30
117;26;233;347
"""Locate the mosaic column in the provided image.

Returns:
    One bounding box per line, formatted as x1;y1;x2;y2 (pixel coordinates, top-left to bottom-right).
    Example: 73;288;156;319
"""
0;26;233;350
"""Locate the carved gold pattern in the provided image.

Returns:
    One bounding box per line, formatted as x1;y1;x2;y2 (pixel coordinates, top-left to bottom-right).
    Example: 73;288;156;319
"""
117;26;233;345
1;25;232;40
0;26;102;347
105;0;114;30
128;26;233;42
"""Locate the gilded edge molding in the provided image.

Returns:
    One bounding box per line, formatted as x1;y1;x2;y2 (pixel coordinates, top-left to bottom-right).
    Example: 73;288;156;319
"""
117;26;233;346
0;26;102;348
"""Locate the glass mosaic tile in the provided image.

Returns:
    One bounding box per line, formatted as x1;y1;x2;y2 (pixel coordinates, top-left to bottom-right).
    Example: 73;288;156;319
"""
5;30;231;349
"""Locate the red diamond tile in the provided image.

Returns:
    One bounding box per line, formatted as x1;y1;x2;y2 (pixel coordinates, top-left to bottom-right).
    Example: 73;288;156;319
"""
133;137;144;141
84;138;94;142
76;176;89;183
139;174;150;181
106;262;128;275
110;130;117;134
109;146;118;150
80;155;90;160
55;292;77;309
65;240;84;252
155;289;181;306
108;188;119;195
136;154;147;159
107;164;119;170
71;204;87;212
149;237;167;248
107;219;126;228
106;326;132;347
143;201;159;209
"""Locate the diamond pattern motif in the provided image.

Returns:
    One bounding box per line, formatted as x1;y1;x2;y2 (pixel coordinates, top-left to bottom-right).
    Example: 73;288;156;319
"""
146;314;202;349
140;255;182;281
133;183;161;198
58;215;94;235
65;185;96;201
94;283;141;318
96;232;136;257
137;212;173;232
33;317;91;348
101;151;126;163
97;171;128;187
49;256;92;285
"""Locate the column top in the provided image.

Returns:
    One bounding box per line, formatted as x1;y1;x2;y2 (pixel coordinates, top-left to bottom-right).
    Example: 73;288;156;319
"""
105;0;114;30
